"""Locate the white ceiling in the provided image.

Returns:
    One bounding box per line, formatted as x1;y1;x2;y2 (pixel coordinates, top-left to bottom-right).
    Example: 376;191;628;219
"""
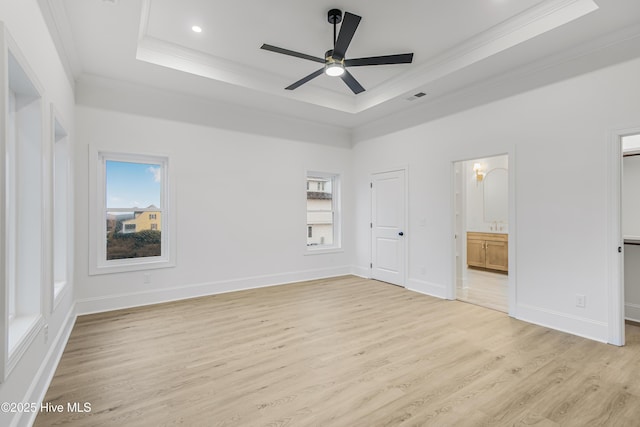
42;0;640;130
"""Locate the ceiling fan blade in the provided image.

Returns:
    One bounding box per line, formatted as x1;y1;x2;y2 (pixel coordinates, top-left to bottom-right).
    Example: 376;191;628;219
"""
345;53;414;67
340;70;365;94
285;68;325;90
332;12;361;61
261;44;325;64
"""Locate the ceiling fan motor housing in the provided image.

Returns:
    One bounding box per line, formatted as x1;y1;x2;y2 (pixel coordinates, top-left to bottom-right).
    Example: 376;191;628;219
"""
324;49;343;63
327;9;342;24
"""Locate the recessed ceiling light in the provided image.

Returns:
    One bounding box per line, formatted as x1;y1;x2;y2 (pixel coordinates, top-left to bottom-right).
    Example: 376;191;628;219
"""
192;26;202;33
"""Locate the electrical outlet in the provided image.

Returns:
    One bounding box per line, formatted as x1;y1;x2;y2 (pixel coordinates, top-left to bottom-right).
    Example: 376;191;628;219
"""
44;324;49;343
144;273;151;284
576;294;586;308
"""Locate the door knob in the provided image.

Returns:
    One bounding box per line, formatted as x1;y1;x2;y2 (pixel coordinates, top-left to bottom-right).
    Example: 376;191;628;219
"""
398;231;404;236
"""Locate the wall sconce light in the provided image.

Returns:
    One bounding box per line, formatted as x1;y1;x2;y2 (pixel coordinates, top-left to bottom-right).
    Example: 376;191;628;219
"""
473;163;485;182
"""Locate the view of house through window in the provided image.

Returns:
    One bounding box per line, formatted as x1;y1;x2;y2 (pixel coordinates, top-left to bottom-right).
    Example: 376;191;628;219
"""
105;160;162;260
306;174;338;248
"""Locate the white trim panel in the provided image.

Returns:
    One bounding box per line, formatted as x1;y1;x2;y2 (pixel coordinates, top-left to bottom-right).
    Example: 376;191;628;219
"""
517;303;608;343
350;265;371;279
407;278;448;299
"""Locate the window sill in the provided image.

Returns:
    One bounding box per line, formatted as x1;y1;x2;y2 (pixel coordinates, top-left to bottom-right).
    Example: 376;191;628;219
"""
8;314;44;377
54;280;66;297
305;247;344;256
53;281;71;311
90;258;175;276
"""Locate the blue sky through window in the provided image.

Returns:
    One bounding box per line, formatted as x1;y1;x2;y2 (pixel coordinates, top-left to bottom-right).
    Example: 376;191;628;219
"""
106;160;161;208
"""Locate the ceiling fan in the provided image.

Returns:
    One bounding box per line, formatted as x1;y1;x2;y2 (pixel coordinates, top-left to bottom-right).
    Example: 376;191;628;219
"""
261;9;414;94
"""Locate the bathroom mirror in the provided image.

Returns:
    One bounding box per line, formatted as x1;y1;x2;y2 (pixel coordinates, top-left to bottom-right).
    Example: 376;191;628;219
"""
483;168;508;223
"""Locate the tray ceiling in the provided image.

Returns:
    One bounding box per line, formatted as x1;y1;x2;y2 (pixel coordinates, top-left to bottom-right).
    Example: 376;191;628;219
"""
41;0;640;128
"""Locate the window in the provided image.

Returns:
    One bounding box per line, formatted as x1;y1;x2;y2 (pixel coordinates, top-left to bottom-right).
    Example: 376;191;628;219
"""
4;46;46;374
90;150;174;274
306;172;340;252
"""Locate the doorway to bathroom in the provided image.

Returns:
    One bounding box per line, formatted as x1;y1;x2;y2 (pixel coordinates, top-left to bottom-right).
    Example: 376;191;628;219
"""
454;155;509;312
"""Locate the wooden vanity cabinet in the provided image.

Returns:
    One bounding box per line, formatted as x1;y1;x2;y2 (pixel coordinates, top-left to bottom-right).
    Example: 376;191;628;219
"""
466;232;508;272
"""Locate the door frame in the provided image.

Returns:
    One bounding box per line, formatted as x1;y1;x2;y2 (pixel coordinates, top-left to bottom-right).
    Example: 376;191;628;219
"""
370;166;409;287
607;126;640;346
450;152;518;318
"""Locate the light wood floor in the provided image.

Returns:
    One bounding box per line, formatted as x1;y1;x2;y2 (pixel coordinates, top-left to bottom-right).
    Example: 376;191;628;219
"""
36;276;640;426
457;268;509;313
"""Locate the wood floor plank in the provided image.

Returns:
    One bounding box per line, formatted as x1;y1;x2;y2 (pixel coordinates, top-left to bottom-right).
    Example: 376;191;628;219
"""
35;276;640;426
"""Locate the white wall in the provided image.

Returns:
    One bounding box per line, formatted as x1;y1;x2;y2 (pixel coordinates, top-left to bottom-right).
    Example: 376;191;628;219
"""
74;104;354;313
353;57;640;343
0;1;76;427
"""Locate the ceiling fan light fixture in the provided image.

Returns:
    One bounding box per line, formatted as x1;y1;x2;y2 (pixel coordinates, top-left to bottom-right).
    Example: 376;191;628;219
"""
261;10;413;93
325;62;345;77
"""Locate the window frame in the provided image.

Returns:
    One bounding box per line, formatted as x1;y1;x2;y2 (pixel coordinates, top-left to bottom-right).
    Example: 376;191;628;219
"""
6;87;17;325
2;33;47;381
89;149;175;275
51;106;72;310
305;171;342;255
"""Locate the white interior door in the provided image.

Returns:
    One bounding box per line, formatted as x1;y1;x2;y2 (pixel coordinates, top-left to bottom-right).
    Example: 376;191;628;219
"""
371;169;406;286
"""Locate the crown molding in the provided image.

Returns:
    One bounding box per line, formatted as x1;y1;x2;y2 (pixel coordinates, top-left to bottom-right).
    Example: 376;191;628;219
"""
135;35;358;114
136;0;357;113
355;0;599;111
37;0;83;86
136;0;598;115
75;73;353;147
352;22;640;142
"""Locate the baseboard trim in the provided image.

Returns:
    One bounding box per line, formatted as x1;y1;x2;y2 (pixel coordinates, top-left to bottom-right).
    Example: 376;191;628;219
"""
76;266;352;315
625;302;640;323
406;278;448;299
517;303;608;343
17;305;77;427
350;265;370;279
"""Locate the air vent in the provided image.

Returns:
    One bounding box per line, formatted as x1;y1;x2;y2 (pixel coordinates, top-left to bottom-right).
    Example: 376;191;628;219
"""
102;0;119;4
406;91;427;101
